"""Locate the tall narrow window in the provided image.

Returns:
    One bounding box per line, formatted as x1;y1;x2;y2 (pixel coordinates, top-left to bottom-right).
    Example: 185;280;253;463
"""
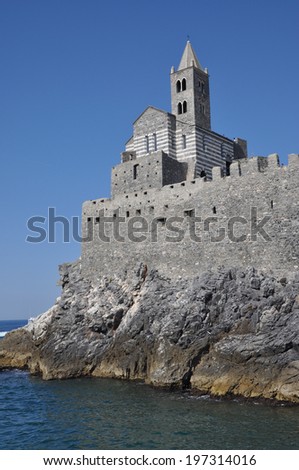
182;134;186;149
182;78;186;91
226;161;231;176
133;164;139;180
176;80;181;93
178;102;182;115
153;133;157;151
183;101;187;113
145;135;149;153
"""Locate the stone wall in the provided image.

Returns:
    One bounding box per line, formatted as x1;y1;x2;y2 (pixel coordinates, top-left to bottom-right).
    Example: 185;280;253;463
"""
82;154;299;280
111;151;188;197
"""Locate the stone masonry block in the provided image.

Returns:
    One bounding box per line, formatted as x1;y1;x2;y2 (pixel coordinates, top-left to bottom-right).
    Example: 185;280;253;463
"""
267;154;280;169
230;161;241;177
288;154;299;168
212;166;222;180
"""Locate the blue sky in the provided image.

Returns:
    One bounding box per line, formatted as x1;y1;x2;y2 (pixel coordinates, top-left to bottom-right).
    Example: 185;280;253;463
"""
0;0;298;320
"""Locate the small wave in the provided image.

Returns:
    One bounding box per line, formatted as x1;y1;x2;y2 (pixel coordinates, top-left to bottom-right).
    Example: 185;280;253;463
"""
188;394;212;401
0;331;7;338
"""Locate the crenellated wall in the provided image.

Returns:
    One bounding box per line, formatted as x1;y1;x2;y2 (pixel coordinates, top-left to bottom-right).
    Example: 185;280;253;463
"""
82;154;299;280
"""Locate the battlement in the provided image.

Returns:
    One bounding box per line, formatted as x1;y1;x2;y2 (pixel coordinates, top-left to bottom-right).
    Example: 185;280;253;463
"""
84;154;299;213
213;153;299;178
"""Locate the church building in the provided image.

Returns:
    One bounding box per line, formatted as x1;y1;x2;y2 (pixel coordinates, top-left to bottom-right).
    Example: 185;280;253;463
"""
118;41;247;192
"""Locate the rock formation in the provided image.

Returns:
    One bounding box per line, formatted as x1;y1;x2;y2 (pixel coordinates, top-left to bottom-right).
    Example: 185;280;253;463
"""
1;261;298;403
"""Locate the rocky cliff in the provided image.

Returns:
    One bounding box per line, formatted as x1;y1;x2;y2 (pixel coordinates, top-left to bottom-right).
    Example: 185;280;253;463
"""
1;260;299;402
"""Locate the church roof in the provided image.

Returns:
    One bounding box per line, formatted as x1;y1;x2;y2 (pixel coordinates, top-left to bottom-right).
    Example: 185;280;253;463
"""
178;41;203;71
133;106;172;125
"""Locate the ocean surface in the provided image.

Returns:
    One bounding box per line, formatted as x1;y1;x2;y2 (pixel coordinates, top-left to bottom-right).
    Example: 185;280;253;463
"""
0;319;28;337
0;320;298;450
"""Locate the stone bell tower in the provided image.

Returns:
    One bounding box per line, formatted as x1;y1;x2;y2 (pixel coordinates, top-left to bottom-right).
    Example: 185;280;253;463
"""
170;41;211;130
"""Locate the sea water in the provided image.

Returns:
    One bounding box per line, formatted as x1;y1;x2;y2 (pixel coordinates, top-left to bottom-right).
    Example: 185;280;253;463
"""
0;320;298;450
0;319;28;338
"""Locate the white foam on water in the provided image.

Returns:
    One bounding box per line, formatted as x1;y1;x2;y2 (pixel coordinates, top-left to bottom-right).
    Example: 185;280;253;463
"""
0;331;7;338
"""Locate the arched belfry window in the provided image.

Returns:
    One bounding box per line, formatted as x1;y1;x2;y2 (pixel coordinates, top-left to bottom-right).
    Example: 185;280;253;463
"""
183;101;187;113
178;102;182;115
182;78;186;91
176;80;181;93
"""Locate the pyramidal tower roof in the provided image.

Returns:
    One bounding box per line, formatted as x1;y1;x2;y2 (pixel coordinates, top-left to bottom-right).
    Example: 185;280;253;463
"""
178;41;203;71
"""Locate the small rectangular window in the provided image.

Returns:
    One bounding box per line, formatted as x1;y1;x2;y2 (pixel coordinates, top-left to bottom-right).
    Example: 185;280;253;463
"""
133;164;139;180
157;217;166;226
136;209;141;215
184;209;195;217
182;134;186;149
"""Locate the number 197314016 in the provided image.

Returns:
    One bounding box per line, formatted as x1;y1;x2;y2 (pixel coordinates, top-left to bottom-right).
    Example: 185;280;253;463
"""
185;455;257;466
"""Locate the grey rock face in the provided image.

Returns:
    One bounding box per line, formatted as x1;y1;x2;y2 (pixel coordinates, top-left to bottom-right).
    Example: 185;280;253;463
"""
1;260;298;402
